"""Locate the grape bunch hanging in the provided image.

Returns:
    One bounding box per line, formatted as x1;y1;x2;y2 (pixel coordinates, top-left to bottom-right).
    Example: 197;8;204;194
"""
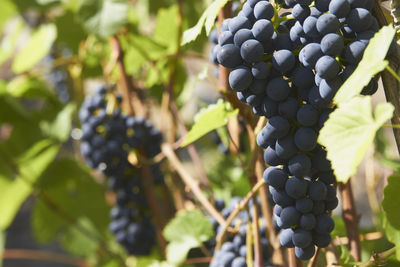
208;198;274;267
212;0;389;260
79;85;164;255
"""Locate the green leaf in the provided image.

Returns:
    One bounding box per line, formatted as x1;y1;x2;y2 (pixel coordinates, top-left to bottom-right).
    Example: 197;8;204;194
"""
182;99;238;147
54;10;87;53
12;24;57;74
32;158;109;245
153;5;179;53
334;25;396;104
78;0;129;38
163;210;213;264
383;214;400;261
0;139;59;229
318;96;394;183
383;174;400;230
7;76;57;100
40;103;76;141
60;218;99;256
181;0;230;46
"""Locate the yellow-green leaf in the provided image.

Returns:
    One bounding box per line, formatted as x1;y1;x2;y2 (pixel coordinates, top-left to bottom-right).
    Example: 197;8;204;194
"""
318;96;394;183
12;24;57;74
181;0;230;46
182;99;238;147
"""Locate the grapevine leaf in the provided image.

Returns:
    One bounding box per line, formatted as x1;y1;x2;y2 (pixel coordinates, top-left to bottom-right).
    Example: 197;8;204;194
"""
32;158;109;244
382;213;400;261
0;139;59;229
54;10;87;53
40;103;76;142
12;24;57;74
59;218;99;256
181;0;230;46
153;5;179;53
383;174;400;230
163;210;213;264
334;25;395;104
318;96;394;183
77;0;129;38
182;99;238;147
7;76;57;101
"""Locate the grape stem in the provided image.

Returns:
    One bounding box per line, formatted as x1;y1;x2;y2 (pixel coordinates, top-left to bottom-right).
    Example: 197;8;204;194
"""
358;247;396;267
252;196;263;267
161;144;228;226
214;178;267;251
2;249;88;267
288;248;302;267
307;248;320;267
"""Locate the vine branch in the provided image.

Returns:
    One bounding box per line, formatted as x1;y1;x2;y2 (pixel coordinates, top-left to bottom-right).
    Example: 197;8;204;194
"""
2;249;88;267
358;247;396;267
339;181;361;262
161;144;227;226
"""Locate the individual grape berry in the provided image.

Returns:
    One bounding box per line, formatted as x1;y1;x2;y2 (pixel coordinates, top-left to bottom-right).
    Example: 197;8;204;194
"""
293;229;312;248
234;29;254;46
292;66;315;89
285;177;308;199
296;197;314;213
229;66;253;92
288;154;311;177
276;135;298;160
263;167;288;189
347;8;373;33
297;105;319;127
254;1;274;20
303;16;319;38
228;16;252;34
252;61;271;79
278;97;299;120
329;0;351;18
252;19;274;42
315;214;335;233
295;244;315;260
344;41;367;64
272;49;296;73
316;14;340;35
266;78;291;101
280;228;295;247
217;44;242;68
300;213;317;230
309;181;328;201
321;33;344;56
240;39;264;63
319;77;343;101
294;127;318;152
280;206;301;228
315;56;341;80
313;232;332;248
264;146;286;166
292;4;311;23
315;0;330;12
301;43;324;68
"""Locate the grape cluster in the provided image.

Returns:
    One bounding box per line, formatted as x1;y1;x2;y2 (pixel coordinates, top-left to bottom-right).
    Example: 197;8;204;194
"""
208;198;274;267
265;166;338;259
79;85;164;255
210;0;391;260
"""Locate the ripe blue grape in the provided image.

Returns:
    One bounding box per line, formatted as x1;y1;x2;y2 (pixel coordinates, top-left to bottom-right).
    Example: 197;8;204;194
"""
254;1;274;20
347;8;373;33
288;154;311;177
272;49;296;73
252;61;271;79
217;44;242;68
309;181;328;201
278;97;299;120
321;33;344;56
329;0;351;18
240;39;264;63
316;14;340;35
234;29;254;46
266;77;291;101
294;127;318;151
285;177;309;199
252;19;274;42
229;66;253;92
293;229;312;248
297;105;319;127
263;166;289;189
